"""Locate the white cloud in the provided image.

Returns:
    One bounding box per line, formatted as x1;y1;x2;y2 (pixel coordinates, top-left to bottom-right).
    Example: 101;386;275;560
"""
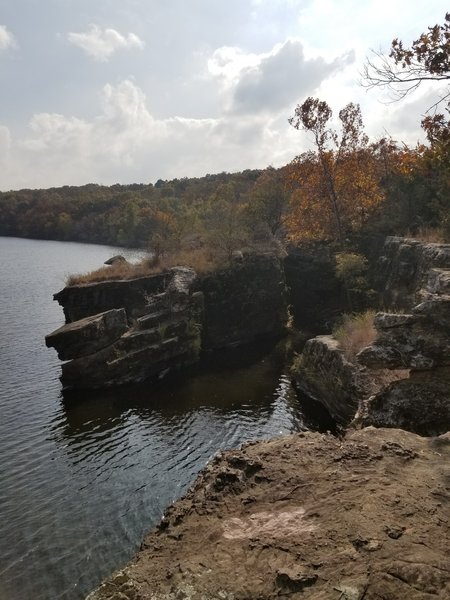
5;79;299;189
67;25;144;61
208;39;354;114
0;25;16;52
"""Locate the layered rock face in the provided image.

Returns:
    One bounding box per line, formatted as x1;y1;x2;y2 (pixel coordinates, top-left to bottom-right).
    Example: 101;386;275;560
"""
284;243;343;331
291;335;368;425
46;254;288;390
376;236;450;310
199;253;287;350
291;237;450;432
46;267;202;389
86;428;450;600
356;239;450;435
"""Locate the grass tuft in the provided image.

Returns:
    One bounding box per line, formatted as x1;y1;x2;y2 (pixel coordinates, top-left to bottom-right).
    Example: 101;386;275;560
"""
404;227;448;244
333;310;377;361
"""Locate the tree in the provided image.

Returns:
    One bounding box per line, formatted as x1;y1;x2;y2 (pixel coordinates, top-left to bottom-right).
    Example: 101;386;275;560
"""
205;183;249;261
246;167;289;237
286;98;384;246
363;13;450;109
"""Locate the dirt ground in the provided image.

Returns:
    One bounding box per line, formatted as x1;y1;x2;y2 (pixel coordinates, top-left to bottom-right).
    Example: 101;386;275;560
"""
87;427;450;600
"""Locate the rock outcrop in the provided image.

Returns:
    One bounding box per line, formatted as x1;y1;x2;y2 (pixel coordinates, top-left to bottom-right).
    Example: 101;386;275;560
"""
45;309;128;361
356;238;450;436
284;243;343;331
47;254;288;390
199;253;287;350
291;335;368;425
86;427;450;600
290;237;450;433
376;236;450;310
46;267;202;389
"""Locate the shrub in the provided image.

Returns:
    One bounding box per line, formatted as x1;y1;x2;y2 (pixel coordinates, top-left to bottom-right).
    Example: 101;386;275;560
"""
335;252;368;288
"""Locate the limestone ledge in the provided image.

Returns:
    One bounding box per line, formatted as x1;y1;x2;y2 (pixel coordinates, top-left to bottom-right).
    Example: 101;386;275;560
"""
46;254;288;390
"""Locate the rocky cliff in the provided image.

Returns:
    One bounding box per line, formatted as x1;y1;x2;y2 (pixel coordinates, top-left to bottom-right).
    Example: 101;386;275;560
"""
376;236;450;310
356;249;450;435
291;335;368;425
46;267;203;389
199;253;288;350
46;254;288;390
292;237;450;433
284;243;343;331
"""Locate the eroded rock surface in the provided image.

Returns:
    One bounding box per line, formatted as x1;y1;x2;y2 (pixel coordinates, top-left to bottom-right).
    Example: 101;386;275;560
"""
199;253;287;350
86;428;450;600
377;236;450;310
357;239;450;435
47;267;202;389
291;335;368;424
45;308;128;361
48;254;288;389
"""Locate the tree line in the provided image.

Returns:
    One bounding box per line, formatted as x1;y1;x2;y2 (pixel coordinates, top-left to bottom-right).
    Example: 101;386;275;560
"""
0;15;448;260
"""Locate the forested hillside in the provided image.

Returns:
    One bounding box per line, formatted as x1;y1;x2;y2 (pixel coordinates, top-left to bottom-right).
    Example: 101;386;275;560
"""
0;14;448;258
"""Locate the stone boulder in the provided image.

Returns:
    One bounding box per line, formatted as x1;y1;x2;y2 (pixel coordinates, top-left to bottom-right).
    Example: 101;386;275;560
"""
104;255;128;265
45;309;128;361
291;335;368;424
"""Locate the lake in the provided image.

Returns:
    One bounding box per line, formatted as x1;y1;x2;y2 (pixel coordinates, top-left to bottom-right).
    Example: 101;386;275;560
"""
0;236;328;600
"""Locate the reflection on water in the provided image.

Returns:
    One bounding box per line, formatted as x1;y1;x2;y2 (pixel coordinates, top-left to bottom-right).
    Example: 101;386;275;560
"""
0;237;330;600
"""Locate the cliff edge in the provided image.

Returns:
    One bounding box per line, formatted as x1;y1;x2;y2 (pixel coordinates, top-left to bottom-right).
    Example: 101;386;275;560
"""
86;427;450;600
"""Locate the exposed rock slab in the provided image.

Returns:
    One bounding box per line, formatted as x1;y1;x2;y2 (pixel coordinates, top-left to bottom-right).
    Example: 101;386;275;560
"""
376;236;450;310
356;376;450;436
292;335;370;425
50;267;202;389
45;309;128;360
53;272;169;323
358;311;450;370
86;428;450;600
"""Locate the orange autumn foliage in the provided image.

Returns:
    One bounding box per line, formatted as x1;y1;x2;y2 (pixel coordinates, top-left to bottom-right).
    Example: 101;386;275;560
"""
285;98;386;244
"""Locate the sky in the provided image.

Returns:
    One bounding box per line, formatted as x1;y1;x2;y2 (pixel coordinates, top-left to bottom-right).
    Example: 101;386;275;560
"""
0;0;448;190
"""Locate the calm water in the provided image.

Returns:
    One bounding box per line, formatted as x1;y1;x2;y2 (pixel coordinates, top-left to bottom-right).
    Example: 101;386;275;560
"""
0;236;324;600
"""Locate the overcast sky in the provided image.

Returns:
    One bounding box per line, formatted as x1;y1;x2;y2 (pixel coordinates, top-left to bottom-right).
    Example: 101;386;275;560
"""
0;0;448;190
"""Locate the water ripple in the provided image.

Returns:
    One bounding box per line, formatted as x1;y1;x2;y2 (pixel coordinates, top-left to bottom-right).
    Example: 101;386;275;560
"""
0;237;310;600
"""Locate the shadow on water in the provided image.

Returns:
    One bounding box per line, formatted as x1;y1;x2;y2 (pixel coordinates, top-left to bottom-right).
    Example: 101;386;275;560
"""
58;341;285;435
57;339;336;450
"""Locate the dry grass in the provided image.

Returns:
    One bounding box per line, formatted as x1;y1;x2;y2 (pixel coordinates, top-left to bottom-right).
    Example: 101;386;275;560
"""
163;248;224;274
66;259;160;285
333;310;377;361
404;227;447;244
66;248;222;286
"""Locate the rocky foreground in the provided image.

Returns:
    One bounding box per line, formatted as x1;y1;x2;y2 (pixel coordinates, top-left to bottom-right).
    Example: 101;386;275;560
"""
87;427;450;600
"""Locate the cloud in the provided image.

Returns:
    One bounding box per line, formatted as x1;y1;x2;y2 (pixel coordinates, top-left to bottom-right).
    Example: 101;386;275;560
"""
209;39;355;114
6;79;298;189
67;25;144;61
0;25;16;52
